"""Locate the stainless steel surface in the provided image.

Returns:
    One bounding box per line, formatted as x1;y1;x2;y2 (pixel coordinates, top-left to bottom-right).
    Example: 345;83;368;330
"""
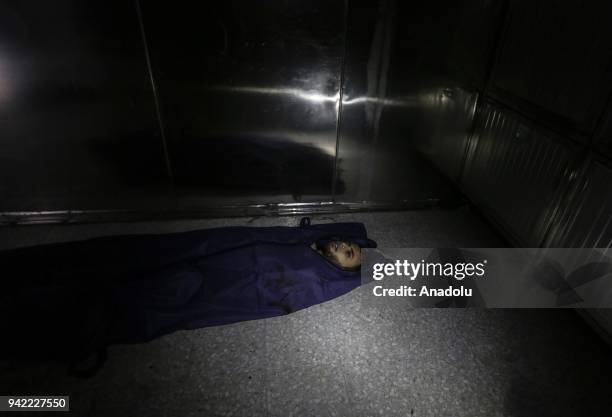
418;87;478;182
334;0;501;202
135;0;172;180
542;157;612;343
462;101;580;246
333;0;394;202
4;0;609;229
0;1;172;212
0;0;508;223
0;200;442;226
140;0;345;205
545;158;612;248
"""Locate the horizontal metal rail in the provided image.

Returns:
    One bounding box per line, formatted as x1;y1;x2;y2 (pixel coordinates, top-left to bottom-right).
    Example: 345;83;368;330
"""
0;199;443;226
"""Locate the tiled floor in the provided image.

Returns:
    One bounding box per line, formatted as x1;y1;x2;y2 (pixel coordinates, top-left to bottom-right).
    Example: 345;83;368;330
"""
1;208;611;417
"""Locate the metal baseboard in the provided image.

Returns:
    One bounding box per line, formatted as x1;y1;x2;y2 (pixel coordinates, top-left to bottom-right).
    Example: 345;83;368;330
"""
0;199;445;227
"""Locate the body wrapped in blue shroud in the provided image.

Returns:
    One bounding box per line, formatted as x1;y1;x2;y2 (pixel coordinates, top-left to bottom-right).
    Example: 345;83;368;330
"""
0;219;376;364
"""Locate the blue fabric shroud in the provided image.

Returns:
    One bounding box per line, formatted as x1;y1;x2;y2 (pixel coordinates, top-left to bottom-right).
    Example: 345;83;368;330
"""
0;219;376;363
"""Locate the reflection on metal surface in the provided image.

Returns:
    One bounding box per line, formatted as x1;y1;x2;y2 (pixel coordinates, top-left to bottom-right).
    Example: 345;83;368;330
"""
135;0;173;179
343;94;439;107
0;199;441;226
334;0;500;204
141;0;344;204
463;101;578;246
0;0;513;223
546;160;612;249
414;87;479;181
206;87;436;108
207;85;339;104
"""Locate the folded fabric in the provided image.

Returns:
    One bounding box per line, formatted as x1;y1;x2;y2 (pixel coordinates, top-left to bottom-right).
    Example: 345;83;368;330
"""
0;218;376;364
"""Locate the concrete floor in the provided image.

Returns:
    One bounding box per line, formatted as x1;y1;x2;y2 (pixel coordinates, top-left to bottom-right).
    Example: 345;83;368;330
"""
1;208;611;417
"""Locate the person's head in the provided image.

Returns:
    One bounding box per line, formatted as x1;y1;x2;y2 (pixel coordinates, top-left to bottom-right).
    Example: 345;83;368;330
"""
318;240;362;269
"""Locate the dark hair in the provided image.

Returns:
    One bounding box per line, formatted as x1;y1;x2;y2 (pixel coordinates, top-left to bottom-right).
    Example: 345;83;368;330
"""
315;241;361;271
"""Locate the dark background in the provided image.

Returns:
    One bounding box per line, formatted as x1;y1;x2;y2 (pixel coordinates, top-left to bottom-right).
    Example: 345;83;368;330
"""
0;0;611;248
1;2;612;415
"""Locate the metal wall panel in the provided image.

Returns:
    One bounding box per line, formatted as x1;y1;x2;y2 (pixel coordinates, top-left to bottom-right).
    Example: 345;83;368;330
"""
1;0;499;223
335;0;501;204
490;0;612;138
381;0;502;184
331;0;381;202
0;0;170;211
462;101;580;246
416;87;478;182
140;0;345;206
542;157;612;343
545;158;612;248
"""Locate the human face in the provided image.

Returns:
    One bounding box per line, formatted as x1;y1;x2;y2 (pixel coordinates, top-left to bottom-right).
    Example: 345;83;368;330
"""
326;241;362;269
